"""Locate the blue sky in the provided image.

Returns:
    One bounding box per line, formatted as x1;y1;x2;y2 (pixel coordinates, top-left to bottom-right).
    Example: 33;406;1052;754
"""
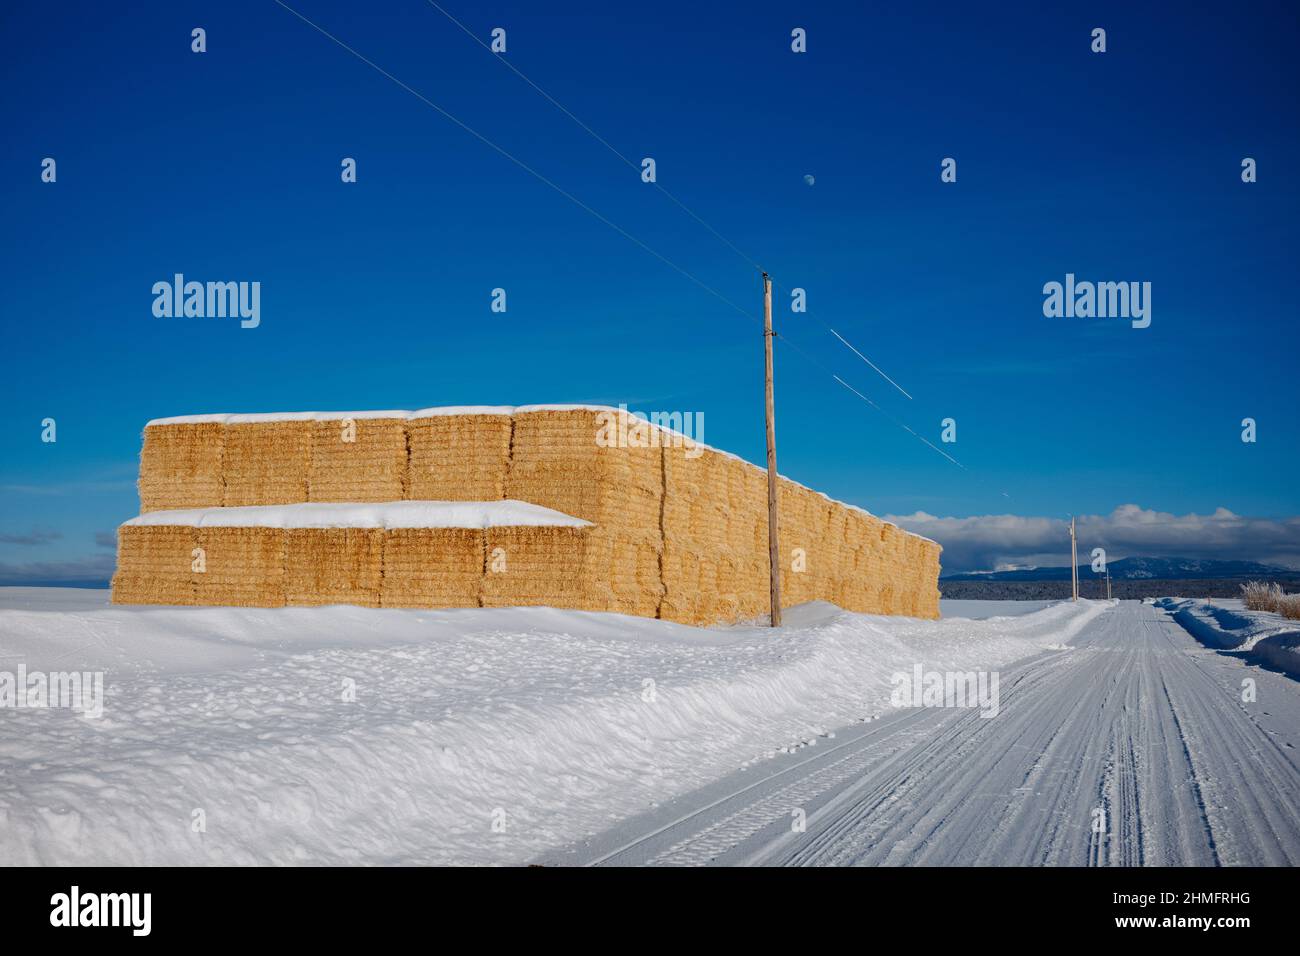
2;0;1298;581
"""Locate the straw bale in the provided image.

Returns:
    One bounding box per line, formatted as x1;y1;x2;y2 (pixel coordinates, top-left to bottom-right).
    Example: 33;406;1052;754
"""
194;526;286;606
778;482;817;607
381;528;484;608
407;414;512;502
609;534;664;618
138;422;224;512
111;525;198;605
507;408;662;535
223;421;312;507
309;417;407;503
285;528;384;606
660;448;710;624
480;525;607;611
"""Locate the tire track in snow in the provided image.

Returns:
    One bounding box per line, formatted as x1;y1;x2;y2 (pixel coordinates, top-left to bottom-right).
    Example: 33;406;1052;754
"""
565;601;1300;866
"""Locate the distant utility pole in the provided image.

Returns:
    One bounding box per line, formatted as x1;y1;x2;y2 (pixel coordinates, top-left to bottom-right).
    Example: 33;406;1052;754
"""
1106;568;1112;601
1069;515;1079;602
763;271;782;627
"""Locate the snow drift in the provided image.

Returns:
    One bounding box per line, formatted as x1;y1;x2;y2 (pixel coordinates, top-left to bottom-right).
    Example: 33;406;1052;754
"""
1157;597;1300;678
0;589;1107;866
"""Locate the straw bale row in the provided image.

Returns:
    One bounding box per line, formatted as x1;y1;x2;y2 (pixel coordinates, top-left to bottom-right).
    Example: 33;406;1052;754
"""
657;439;940;623
112;523;595;610
138;415;485;512
504;409;664;618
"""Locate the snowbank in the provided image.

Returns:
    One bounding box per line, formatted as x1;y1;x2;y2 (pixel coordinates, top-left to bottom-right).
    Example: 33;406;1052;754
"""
0;590;1107;866
122;499;590;530
1157;597;1300;678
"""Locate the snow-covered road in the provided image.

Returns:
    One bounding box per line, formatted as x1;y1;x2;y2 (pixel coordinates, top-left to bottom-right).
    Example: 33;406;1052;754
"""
548;601;1300;866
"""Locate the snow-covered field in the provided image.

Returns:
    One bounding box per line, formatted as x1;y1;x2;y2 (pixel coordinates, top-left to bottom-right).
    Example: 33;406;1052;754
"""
938;599;1056;620
1156;597;1300;677
0;589;1107;866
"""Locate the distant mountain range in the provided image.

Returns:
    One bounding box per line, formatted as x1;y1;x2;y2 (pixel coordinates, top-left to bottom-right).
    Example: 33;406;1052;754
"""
941;557;1297;582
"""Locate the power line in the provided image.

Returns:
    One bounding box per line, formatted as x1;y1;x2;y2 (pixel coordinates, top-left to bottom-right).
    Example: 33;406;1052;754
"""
828;326;912;400
271;0;753;324
423;0;768;275
772;331;964;469
420;0;913;401
762;276;913;400
271;0;965;472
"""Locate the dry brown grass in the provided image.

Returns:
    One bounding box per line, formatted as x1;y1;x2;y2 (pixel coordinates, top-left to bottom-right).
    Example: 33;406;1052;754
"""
1241;580;1300;620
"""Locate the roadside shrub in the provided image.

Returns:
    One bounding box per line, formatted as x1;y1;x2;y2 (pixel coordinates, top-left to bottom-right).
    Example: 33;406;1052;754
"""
1241;580;1278;610
1240;581;1300;621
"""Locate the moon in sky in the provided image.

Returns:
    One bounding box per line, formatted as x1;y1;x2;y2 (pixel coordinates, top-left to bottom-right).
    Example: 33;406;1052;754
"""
804;174;815;186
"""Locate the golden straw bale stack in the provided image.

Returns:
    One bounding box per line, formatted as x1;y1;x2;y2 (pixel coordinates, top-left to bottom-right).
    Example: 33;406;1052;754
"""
381;528;485;608
914;539;942;617
657;434;943;622
223;421;312;507
777;482;817;608
118;405;942;622
111;525;198;605
507;408;664;617
138;422;224;512
659;446;711;624
609;533;664;618
507;408;660;533
285;528;384;607
659;542;702;624
733;463;770;620
194;527;286;606
828;504;864;611
878;580;897;616
480;525;606;611
308;417;408;503
660;445;771;625
607;414;665;617
407;414;512;502
802;490;831;607
705;454;747;615
680;451;729;618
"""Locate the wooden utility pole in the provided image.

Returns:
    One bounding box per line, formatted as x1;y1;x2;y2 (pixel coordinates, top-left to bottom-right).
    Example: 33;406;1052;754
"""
1069;515;1079;602
763;272;782;627
1106;568;1112;600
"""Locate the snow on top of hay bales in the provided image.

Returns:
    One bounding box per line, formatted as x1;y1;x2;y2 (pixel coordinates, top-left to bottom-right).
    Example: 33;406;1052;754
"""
412;406;516;418
147;407;519;426
123;499;590;530
140;405;936;546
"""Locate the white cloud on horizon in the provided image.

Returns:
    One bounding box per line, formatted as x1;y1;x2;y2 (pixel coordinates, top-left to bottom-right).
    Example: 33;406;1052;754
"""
884;504;1300;573
0;554;116;585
